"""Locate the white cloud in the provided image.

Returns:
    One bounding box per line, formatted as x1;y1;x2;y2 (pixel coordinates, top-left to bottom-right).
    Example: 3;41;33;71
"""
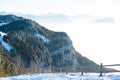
94;17;114;23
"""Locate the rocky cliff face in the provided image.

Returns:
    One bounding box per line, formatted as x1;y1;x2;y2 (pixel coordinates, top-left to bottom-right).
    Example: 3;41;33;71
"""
0;15;106;76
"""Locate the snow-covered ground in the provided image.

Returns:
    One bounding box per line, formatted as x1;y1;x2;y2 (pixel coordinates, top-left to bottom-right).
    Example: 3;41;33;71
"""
0;73;120;80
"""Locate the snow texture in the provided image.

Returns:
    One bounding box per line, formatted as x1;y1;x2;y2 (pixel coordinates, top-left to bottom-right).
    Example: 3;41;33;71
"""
0;23;8;27
0;73;120;80
35;33;49;43
0;32;7;36
0;32;13;52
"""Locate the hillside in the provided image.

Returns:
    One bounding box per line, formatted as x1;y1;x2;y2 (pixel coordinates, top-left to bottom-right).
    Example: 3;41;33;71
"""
0;15;113;76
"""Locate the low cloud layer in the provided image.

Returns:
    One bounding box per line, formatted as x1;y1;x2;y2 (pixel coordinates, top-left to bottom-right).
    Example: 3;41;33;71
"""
0;11;115;24
94;17;114;23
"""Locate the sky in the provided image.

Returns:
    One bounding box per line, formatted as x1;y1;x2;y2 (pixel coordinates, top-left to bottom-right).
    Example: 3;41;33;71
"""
1;0;120;68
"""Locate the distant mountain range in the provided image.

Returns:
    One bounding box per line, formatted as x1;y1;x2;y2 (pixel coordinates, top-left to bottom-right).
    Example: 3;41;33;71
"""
0;14;115;76
0;11;115;23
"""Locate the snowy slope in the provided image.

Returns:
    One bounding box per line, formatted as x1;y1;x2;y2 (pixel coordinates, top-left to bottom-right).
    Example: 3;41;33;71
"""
0;31;13;52
0;73;120;80
0;23;8;27
0;23;13;52
35;33;49;43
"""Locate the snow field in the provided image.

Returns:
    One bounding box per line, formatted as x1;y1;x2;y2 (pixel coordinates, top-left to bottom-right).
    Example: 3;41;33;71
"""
0;73;120;80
